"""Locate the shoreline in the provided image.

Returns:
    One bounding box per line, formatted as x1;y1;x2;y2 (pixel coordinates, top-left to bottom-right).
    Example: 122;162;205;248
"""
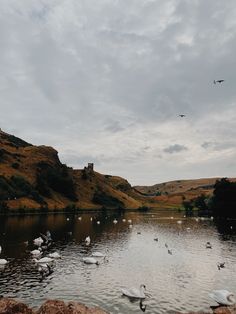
0;297;235;314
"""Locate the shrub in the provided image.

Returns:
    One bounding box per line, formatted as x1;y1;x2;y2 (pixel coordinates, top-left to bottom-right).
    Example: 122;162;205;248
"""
211;178;236;218
138;206;149;212
0;201;9;213
36;162;77;201
12;162;20;169
93;191;124;208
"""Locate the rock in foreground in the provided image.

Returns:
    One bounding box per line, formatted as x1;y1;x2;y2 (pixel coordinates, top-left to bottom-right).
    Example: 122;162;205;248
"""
0;298;109;314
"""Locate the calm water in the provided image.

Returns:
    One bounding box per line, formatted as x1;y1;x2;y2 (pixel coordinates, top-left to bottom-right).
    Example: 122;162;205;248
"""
0;211;235;314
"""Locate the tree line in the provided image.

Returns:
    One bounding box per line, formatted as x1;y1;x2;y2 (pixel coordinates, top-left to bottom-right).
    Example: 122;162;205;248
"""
183;178;236;218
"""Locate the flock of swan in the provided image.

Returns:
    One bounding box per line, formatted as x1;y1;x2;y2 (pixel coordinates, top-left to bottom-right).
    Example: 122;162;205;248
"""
0;215;235;310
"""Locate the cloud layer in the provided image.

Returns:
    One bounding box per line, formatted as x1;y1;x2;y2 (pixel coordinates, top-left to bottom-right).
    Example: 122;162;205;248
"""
1;0;236;185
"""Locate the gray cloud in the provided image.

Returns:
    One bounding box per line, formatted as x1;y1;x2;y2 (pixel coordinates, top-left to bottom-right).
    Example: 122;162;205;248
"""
0;0;236;185
164;144;188;154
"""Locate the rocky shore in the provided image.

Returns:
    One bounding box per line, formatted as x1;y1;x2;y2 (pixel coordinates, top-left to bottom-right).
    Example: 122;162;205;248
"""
0;298;109;314
0;298;236;314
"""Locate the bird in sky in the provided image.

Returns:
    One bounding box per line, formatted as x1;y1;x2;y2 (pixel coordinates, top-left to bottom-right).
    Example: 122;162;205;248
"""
214;79;225;84
179;114;186;117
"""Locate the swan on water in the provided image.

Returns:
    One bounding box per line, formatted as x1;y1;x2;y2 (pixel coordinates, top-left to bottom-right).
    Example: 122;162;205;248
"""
97;221;100;225
85;236;91;245
49;252;61;259
128;219;132;223
129;224;133;229
78;217;82;221
122;219;126;222
31;248;42;255
206;242;212;249
91;249;108;257
82;257;99;265
0;259;8;265
121;284;146;299
38;263;53;278
33;237;44;246
177;220;182;224
91;251;107;257
209;290;235;305
35;257;54;264
113;219;118;224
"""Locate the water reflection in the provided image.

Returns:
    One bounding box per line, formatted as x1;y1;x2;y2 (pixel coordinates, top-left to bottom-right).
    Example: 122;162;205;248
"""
0;211;236;314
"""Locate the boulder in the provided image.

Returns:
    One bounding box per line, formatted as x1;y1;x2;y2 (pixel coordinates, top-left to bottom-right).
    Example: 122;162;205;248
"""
0;298;34;314
36;300;109;314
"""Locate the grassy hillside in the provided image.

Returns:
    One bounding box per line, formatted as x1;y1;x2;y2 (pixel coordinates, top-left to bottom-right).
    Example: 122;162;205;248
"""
134;177;236;208
0;129;142;211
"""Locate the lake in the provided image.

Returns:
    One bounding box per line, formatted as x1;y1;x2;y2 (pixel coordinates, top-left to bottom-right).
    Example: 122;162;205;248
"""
0;211;235;314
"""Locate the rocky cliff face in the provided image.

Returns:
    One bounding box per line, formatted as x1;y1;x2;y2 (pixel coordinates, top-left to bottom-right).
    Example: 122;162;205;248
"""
0;130;142;211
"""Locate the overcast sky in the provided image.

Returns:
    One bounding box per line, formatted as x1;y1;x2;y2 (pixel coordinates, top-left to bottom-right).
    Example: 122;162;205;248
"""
1;0;236;185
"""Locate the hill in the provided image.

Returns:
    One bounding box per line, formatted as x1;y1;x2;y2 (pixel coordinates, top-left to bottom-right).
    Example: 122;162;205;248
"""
134;177;236;208
0;129;142;211
1;129;234;212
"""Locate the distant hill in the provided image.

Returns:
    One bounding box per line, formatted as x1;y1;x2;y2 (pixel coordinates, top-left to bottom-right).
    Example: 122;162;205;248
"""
134;177;236;208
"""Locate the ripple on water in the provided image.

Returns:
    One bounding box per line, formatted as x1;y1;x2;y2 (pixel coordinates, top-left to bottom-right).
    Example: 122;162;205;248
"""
0;212;236;313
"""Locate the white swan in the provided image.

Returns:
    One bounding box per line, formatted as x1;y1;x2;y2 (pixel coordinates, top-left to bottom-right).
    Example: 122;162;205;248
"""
97;221;100;225
122;219;126;222
91;249;108;257
48;252;61;259
177;220;182;224
113;219;118;224
78;217;82;221
85;236;91;245
31;248;42;256
121;284;146;299
128;219;132;223
209;290;235;305
33;237;44;246
82;257;99;265
0;259;8;265
35;257;54;264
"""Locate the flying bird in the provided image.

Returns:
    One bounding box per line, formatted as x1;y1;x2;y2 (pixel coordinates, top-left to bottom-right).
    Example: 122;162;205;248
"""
179;114;186;117
214;80;225;84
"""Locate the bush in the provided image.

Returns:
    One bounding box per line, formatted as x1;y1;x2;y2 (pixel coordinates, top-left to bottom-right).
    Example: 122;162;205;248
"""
138;206;149;212
64;203;77;212
36;162;77;201
12;162;20;169
211;178;236;218
0;175;46;205
0;201;9;213
93;191;124;208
